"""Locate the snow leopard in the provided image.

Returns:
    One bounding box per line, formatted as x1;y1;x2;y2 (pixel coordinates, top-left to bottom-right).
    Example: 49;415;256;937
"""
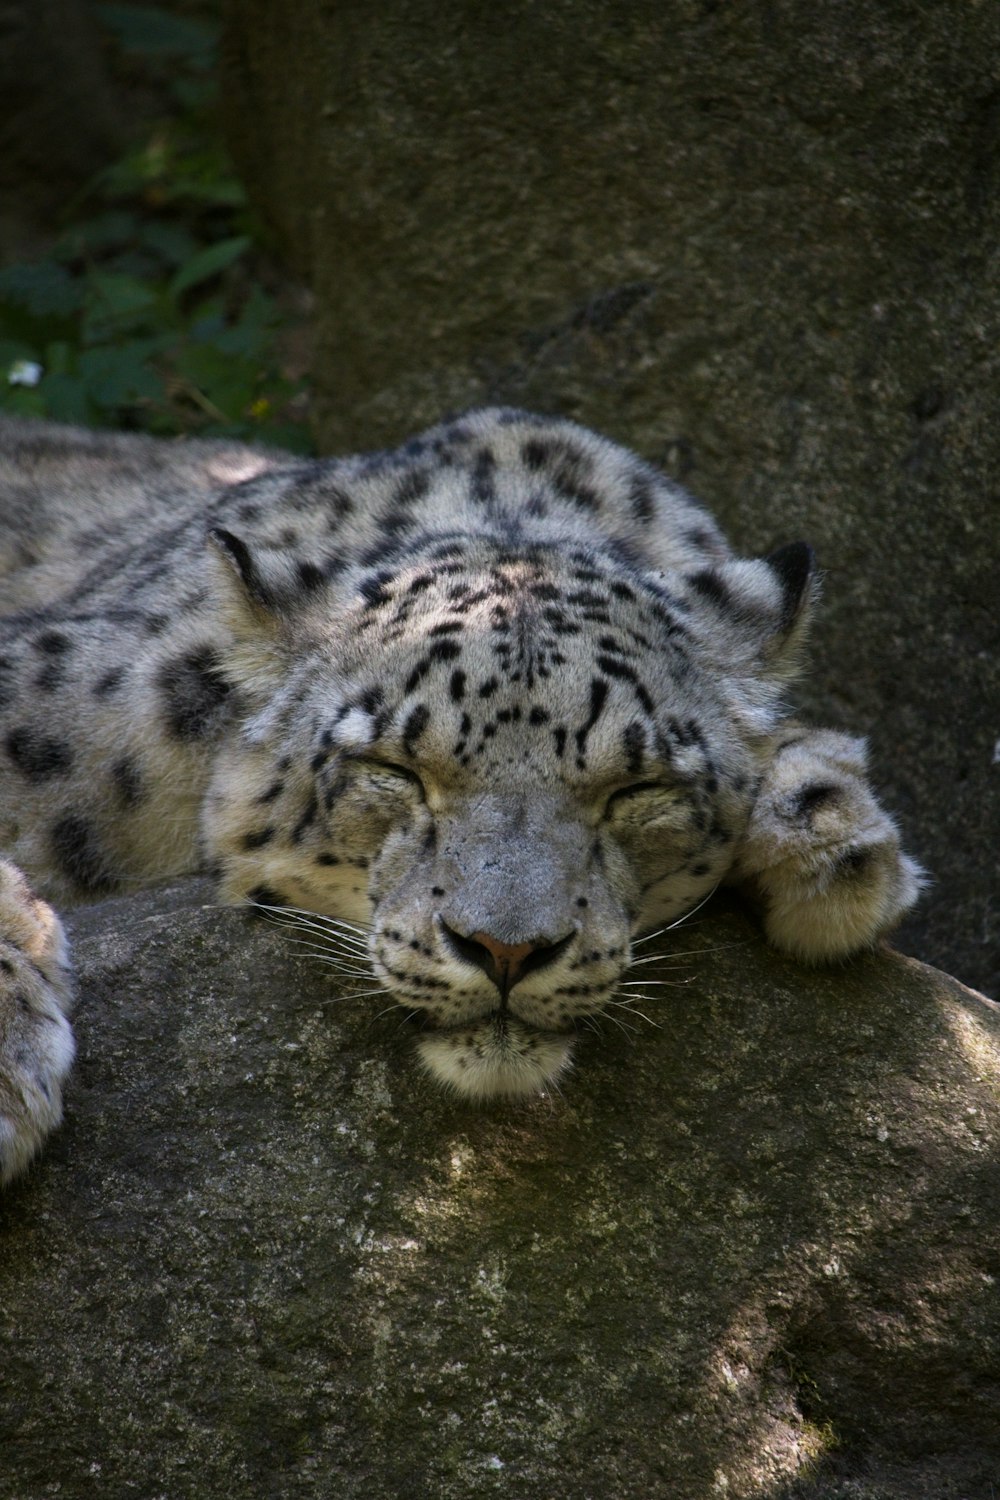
0;408;923;1183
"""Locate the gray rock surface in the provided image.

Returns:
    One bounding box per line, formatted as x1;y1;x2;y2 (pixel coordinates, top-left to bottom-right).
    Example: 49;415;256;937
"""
222;1;1000;995
2;881;998;1498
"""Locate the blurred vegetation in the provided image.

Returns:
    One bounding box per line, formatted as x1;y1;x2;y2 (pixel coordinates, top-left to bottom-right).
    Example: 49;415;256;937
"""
0;2;313;451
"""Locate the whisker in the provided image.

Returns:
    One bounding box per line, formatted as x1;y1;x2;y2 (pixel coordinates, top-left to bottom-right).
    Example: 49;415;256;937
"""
616;978;688;989
260;902;370;937
607;999;660;1029
290;954;371;974
319;985;393;1006
263;914;370;951
290;948;373;972
630;925;671;948
280;930;368;953
540;1070;568;1108
283;939;372;972
397;1008;431;1037
610;991;660;1011
671;883;721;924
267;934;370;965
373;1001;405;1023
627;940;743;967
255;904;371;944
274;904;365;925
284;930;371;954
299;960;374;980
627;953;690;969
631;885;721;946
588;1011;618;1036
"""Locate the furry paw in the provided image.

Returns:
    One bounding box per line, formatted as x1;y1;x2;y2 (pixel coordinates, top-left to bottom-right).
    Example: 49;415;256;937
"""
0;859;75;1186
733;730;926;962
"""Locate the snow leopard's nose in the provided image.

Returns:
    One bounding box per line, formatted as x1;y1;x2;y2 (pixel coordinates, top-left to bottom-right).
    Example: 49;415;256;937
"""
439;921;574;995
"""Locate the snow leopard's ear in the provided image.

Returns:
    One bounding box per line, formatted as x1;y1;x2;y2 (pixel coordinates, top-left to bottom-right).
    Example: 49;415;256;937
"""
206;526;328;698
685;542;817;681
207;526;331;620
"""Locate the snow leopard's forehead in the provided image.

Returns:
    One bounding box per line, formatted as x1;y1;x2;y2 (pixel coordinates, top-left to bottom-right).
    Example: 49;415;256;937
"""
322;545;730;790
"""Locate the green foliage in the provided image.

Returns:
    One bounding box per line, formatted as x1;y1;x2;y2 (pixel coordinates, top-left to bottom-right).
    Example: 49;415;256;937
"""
0;4;312;452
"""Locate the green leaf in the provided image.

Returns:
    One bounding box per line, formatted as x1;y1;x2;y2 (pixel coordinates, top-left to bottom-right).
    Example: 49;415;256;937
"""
54;212;139;261
0;337;39;370
213;287;277;359
40;373;94;425
95;144;166;198
0;263;82;318
0;386;47;418
174;341;255;418
95;136;247;208
44;341;75;377
82;273;160;342
166;175;247;208
78;341;165;409
169;237;251;299
188;322;227;350
139;222;199;268
187;294;226;336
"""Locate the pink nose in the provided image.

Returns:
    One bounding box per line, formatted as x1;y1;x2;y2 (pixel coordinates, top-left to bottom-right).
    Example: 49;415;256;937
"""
440;921;574;994
466;933;541;989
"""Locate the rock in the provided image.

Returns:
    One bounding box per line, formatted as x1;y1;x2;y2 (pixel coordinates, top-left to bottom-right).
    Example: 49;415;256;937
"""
221;1;1000;995
1;880;997;1497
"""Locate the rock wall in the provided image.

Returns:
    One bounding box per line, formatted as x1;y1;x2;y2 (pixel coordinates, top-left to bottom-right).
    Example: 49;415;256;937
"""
1;882;998;1497
221;1;1000;995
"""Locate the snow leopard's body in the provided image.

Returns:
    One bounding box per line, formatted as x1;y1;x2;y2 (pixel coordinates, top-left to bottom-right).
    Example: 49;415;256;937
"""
0;409;922;1182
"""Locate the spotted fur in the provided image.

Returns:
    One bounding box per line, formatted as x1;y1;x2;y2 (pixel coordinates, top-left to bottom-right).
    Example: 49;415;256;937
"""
0;409;923;1176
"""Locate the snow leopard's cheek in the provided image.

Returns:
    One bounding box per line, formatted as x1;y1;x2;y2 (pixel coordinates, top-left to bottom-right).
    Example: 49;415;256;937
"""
365;818;439;913
319;757;429;860
600;782;746;930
